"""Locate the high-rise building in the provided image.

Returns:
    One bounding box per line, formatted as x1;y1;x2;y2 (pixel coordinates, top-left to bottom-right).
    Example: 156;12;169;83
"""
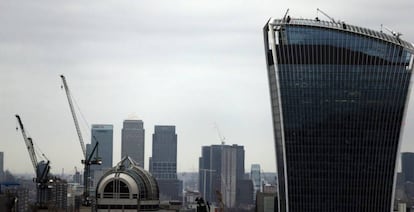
149;125;182;200
198;144;245;207
90;124;113;196
0;152;3;181
264;16;414;212
121;119;145;168
91;124;113;169
251;164;262;201
221;145;245;208
402;152;414;183
199;145;222;203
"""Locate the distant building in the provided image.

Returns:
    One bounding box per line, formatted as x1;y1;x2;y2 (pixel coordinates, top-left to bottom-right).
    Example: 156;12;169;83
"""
264;16;414;211
90;124;113;197
198;144;245;208
221;145;245;208
236;179;254;208
0;152;3;181
250;164;261;201
402;152;414;183
6;187;29;212
199;145;222;203
183;190;201;209
149;125;182;201
72;170;82;185
255;192;276;212
121;119;145;168
49;179;68;210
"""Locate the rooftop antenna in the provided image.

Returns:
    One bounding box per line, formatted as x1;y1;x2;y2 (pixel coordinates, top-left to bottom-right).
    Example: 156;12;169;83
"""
381;24;402;39
317;8;336;23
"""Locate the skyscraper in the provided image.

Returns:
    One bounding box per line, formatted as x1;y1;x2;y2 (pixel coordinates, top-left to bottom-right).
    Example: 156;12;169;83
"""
402;152;414;183
0;152;3;181
149;125;182;200
121;119;145;168
198;144;245;207
264;16;414;212
91;124;113;169
199;145;222;203
221;145;245;208
90;124;113;196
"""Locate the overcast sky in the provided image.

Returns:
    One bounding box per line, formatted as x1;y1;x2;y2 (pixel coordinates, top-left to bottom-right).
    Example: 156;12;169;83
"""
1;0;414;175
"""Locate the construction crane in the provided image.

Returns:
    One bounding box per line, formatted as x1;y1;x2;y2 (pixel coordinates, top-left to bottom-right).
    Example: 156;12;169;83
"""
60;74;101;206
15;114;51;208
214;123;226;145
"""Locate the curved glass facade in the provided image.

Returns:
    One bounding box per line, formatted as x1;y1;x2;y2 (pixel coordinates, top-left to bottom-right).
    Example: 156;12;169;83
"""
264;18;414;212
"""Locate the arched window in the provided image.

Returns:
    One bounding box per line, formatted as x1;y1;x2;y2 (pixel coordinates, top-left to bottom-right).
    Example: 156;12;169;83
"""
102;180;130;199
119;181;130;199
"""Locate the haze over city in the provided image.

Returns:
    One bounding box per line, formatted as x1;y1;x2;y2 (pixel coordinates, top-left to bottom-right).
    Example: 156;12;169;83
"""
1;0;414;176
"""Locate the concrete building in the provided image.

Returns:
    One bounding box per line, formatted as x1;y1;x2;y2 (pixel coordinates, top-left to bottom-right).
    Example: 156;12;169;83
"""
264;16;414;212
256;192;276;212
221;145;245;208
122;119;145;168
149;125;182;201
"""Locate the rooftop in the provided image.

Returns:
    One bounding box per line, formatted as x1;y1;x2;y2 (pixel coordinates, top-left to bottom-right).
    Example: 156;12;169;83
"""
269;18;414;52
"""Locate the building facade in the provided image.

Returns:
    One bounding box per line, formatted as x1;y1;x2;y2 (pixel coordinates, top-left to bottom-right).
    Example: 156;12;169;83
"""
220;145;245;208
264;17;414;212
0;152;3;181
251;164;262;201
121;119;145;168
90;124;114;197
402;152;414;183
199;145;222;203
149;125;182;200
198;144;245;208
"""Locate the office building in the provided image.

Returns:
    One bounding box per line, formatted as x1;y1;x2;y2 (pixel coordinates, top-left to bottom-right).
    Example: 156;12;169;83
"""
91;124;113;169
149;125;182;200
198;144;245;207
199;145;222;203
221;145;245;208
121;119;145;168
251;164;262;201
90;124;113;196
402;152;414;183
0;152;3;181
264;16;414;212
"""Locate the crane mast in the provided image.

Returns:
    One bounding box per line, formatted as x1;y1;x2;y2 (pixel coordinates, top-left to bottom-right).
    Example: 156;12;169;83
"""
15;114;52;209
60;74;101;206
15;115;38;172
60;75;87;158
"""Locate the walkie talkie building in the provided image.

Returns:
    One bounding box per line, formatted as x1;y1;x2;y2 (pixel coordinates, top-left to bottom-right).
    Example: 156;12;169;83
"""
264;17;414;212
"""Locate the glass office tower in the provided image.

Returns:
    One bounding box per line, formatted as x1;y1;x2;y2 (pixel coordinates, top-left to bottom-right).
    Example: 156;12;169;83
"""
264;17;414;212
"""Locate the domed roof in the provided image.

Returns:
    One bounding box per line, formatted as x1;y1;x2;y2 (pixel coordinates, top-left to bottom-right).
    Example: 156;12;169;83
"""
96;156;159;201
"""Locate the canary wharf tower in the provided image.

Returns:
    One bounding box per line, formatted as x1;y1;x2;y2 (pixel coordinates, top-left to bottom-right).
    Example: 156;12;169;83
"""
264;16;414;212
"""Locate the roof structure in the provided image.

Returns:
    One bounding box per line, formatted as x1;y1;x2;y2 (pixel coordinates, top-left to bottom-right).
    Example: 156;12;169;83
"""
269;18;414;52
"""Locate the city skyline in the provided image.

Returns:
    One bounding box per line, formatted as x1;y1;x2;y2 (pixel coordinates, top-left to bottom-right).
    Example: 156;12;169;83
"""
1;1;414;175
